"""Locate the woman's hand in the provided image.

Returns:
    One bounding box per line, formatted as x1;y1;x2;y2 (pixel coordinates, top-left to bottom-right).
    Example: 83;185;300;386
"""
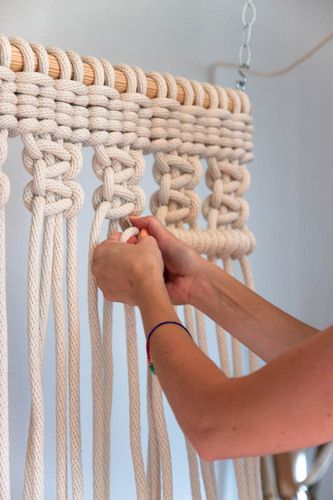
92;231;165;306
129;216;205;305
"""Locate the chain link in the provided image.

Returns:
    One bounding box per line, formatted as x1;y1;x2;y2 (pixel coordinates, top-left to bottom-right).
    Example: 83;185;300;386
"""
236;0;256;90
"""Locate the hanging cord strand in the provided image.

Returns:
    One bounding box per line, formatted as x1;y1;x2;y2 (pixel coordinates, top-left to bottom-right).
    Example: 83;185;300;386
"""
202;83;251;500
0;131;10;500
185;304;220;500
0;52;14;497
66;214;85;499
101;293;113;499
52;210;68;499
47;48;87;500
121;224;148;500
147;367;161;500
183;304;203;500
194;307;219;500
18;65;59;498
209;31;333;84
88;203;109;499
223;258;250;500
14;38;58;498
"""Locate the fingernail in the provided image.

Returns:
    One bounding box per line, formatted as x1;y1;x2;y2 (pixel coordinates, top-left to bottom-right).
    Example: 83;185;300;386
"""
139;229;149;239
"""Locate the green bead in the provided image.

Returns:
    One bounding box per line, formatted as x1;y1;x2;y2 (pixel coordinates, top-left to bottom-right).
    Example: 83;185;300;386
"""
149;363;156;375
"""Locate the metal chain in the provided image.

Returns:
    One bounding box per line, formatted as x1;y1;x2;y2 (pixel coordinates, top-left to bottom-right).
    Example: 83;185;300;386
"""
236;0;256;90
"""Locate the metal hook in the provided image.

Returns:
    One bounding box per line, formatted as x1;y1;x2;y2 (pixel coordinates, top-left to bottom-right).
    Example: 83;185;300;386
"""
236;66;248;91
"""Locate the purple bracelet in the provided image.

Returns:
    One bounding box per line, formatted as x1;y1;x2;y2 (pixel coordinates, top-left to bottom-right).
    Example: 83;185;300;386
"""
146;321;192;375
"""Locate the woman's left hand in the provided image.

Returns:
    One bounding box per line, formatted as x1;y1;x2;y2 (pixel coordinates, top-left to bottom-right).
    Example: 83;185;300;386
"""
92;231;165;305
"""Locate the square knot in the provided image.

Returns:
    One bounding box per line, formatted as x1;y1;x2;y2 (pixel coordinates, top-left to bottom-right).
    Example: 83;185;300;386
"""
92;182;145;220
202;196;249;229
150;190;201;225
23;179;84;218
91;147;144;182
150;152;202;225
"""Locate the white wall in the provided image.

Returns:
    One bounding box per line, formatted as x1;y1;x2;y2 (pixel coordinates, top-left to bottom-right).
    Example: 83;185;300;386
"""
2;1;333;498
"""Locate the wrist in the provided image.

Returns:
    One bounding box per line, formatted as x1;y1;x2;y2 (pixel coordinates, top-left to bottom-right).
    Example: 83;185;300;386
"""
136;275;170;309
136;275;178;339
189;259;219;310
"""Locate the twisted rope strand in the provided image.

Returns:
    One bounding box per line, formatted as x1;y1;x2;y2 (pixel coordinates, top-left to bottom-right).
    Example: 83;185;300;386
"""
88;202;109;499
24;196;46;499
147;370;161;500
66;215;85;500
102;299;113;500
150;376;173;500
239;256;263;500
0;37;14;497
0;112;11;500
183;305;203;500
52;212;68;499
124;304;148;500
194;308;219;500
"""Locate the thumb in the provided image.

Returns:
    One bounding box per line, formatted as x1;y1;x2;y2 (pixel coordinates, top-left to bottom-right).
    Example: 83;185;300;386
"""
138;228;149;240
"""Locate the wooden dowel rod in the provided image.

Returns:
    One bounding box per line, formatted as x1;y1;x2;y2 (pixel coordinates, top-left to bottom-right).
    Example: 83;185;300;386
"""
9;45;233;111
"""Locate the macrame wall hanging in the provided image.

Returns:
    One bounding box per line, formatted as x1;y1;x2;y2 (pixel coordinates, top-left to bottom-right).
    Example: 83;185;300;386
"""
0;33;262;499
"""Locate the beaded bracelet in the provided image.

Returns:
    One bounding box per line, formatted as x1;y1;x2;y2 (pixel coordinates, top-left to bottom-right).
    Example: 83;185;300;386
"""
146;321;193;375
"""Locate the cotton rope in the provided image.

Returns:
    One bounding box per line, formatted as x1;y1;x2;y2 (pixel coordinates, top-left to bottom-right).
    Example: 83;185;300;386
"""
0;33;15;500
201;84;262;500
210;31;333;82
0;32;265;500
87;59;150;499
8;36;85;499
150;73;203;500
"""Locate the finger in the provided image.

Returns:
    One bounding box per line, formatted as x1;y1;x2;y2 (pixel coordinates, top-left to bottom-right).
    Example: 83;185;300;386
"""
127;235;139;244
129;216;170;241
138;228;149;240
137;234;158;250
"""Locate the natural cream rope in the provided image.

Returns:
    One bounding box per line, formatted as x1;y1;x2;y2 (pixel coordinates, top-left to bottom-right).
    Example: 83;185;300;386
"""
87;58;150;499
149;72;221;500
0;33;15;500
201;83;262;500
8;36;85;500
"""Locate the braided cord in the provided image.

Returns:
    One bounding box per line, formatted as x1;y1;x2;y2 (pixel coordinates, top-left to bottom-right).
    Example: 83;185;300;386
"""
0;61;14;499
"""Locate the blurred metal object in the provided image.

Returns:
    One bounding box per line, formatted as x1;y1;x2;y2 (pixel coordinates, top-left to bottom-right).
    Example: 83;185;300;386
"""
297;443;333;489
236;0;256;90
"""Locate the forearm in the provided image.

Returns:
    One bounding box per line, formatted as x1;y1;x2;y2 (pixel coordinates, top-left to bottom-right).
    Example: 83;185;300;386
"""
138;280;227;454
191;260;318;362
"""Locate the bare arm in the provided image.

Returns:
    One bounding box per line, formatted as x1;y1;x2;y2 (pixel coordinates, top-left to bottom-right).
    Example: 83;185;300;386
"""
137;282;333;461
131;216;318;362
190;259;318;361
92;229;333;461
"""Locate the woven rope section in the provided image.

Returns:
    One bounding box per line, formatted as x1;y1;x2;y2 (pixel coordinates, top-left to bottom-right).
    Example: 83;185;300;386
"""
2;33;255;260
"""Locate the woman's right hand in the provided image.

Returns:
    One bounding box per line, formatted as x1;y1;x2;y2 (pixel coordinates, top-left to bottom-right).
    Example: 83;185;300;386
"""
130;216;205;305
